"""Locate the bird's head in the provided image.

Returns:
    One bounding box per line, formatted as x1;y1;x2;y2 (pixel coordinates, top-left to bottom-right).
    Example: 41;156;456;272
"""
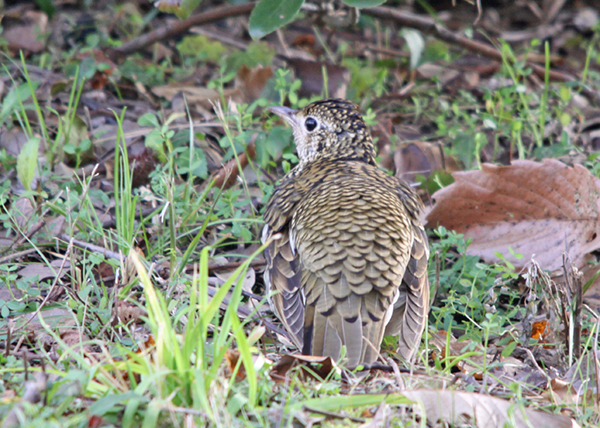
268;99;376;166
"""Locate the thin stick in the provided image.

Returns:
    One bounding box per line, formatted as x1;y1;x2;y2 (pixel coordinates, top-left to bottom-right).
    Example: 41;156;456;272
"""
57;233;121;261
108;2;256;59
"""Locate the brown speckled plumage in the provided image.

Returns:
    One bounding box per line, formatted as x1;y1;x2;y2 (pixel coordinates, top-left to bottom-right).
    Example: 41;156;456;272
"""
263;99;429;366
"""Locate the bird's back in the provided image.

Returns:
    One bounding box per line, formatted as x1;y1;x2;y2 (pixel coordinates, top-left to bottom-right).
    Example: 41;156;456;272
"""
265;157;429;366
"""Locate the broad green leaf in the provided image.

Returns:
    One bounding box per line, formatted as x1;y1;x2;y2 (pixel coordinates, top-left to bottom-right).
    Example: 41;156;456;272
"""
249;0;303;40
138;112;160;128
401;28;425;70
501;340;518;358
342;0;386;7
0;83;34;126
16;137;40;191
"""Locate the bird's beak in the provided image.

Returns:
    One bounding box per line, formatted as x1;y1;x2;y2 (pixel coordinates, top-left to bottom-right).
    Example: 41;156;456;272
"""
268;106;297;126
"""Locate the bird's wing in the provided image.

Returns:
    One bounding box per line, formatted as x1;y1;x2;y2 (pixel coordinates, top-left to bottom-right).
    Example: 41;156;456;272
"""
384;221;430;361
262;224;304;348
262;181;305;349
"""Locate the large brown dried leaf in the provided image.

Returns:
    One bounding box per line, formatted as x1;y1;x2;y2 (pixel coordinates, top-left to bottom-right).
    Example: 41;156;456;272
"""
403;389;578;428
427;159;600;272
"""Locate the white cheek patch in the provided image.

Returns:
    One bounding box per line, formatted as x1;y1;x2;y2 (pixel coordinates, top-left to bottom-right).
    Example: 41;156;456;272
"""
292;127;308;160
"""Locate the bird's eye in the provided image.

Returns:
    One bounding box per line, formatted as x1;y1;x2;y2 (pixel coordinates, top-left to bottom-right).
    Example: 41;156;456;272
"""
305;117;317;132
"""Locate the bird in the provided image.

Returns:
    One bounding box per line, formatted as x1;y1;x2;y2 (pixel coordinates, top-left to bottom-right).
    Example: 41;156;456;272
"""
262;99;429;367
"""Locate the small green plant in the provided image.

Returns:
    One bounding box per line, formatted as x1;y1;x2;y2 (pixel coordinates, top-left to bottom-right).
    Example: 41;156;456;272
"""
429;227;522;339
273;68;302;106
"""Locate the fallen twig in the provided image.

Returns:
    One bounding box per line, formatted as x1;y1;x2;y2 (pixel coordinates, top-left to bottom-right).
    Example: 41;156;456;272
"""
58;233;123;262
108;2;256;59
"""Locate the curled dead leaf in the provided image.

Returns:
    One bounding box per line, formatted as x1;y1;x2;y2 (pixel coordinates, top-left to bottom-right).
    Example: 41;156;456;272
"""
211;141;256;189
271;354;336;382
531;320;548;341
225;349;247;382
115;301;145;325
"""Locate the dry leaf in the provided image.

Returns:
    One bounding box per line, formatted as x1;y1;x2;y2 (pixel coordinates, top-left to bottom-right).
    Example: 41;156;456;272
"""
18;260;70;281
394;141;458;183
225;349;247;381
286;58;350;99
115;300;145;325
427;159;600;272
358;402;386;428
560;350;600;401
370;116;394;170
403;389;579;428
61;329;91;353
236;65;273;103
546;378;583;406
3;11;48;53
13;197;35;230
211;142;256;189
0;128;31;158
271;354;336;382
579;259;600;312
531;320;548;342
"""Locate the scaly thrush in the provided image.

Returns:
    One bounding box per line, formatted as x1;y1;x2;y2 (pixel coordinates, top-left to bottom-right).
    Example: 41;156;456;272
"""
263;99;429;366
